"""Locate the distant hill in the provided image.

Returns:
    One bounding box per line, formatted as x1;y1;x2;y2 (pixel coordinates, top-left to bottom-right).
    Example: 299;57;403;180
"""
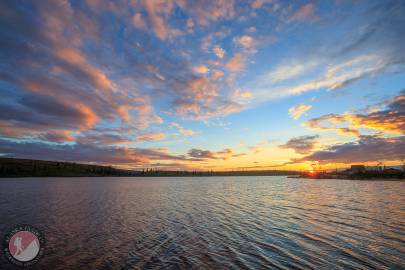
0;157;299;177
0;157;138;177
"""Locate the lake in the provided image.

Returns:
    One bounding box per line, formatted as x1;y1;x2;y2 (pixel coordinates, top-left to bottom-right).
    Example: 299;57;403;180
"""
0;176;404;269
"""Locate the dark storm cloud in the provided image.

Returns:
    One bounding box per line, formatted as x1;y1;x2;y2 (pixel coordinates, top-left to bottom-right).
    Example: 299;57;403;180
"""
298;136;405;163
279;135;319;155
187;148;246;160
188;149;218;159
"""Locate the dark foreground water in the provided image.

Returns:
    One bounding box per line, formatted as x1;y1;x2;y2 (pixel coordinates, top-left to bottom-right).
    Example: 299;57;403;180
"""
0;177;404;269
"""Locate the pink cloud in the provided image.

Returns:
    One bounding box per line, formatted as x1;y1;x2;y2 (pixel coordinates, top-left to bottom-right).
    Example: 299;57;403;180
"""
132;13;147;29
142;0;174;40
180;0;235;26
55;47;112;91
40;131;75;143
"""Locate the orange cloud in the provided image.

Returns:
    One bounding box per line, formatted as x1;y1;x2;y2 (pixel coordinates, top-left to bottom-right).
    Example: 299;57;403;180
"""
137;132;166;141
240;91;252;98
73;103;99;130
251;0;271;9
117;105;132;123
347;114;404;134
305;114;360;136
56;48;86;65
306;92;405;136
193;65;210;74
226;53;245;72
211;69;224;80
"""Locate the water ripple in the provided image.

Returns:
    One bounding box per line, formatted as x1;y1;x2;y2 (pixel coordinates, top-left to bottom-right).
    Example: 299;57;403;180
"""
0;177;404;269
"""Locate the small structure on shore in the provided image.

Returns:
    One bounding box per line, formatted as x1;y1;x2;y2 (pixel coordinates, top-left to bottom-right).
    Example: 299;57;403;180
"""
301;164;404;180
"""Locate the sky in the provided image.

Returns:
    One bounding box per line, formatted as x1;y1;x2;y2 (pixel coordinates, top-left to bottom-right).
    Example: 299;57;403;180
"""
0;0;404;171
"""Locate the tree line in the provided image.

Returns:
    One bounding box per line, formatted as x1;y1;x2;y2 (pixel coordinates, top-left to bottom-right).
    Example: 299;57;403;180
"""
0;157;299;177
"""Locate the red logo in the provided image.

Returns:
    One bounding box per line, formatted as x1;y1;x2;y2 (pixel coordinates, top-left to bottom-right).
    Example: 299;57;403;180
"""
3;224;45;267
9;230;40;261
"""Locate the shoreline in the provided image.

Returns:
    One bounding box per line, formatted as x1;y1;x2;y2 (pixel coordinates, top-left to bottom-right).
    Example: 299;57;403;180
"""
289;176;405;181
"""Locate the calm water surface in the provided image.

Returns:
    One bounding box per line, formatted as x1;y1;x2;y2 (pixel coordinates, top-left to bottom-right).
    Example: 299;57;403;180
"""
0;176;404;269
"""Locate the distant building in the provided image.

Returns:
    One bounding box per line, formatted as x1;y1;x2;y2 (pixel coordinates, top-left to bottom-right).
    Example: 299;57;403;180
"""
383;168;402;173
350;165;366;173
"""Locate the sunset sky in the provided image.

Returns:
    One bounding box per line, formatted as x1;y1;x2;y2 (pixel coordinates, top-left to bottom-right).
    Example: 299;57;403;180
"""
1;0;404;171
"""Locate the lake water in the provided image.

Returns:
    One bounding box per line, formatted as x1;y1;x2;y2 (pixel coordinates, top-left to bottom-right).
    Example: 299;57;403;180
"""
0;176;404;269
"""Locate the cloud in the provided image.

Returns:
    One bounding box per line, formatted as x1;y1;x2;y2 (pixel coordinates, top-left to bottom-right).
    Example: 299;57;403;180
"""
137;132;166;141
142;0;173;40
77;131;133;145
252;2;405;102
211;69;224;80
305;91;405;136
305;114;361;136
187;148;245;160
193;65;210;74
279;135;319;155
234;35;256;49
246;26;257;33
0;0;206;146
289;104;312;120
170;122;194;135
0;91;100;140
297;135;405;163
226;53;245;72
213;46;225;59
40;131;75;143
170;76;244;120
179;0;235;26
290;3;318;22
240;91;252;98
2;0;403;168
186;18;194;31
132;13;147;29
254;53;402;101
262;63;310;84
55;47;113;91
0;138;196;167
344;93;405;134
251;0;271;10
248;140;269;154
188;148;216;159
